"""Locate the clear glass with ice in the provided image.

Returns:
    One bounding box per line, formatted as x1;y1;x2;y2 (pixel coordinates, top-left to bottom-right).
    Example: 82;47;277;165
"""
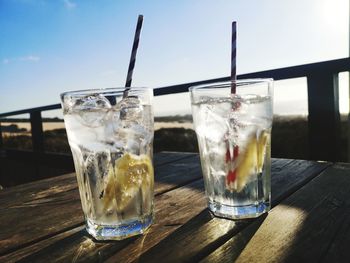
190;79;273;219
60;87;154;240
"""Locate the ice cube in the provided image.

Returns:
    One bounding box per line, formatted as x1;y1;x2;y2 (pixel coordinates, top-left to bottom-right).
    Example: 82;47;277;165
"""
102;110;121;141
64;114;106;150
205;139;227;175
76;94;112;110
62;95;76;115
111;96;151;153
73;94;112;128
84;153;98;185
113;122;152;154
117;96;143;123
95;151;111;179
199;104;229;142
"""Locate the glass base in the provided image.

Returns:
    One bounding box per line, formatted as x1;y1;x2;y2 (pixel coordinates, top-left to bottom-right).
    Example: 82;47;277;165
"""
86;214;153;241
208;200;270;220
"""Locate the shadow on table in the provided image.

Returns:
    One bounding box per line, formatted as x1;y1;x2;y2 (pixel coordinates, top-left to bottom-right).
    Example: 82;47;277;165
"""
135;209;267;262
271;190;350;262
200;164;350;262
17;228;137;263
155;154;204;193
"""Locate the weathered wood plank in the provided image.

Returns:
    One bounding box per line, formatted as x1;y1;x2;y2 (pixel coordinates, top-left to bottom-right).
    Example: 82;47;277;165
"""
0;186;82;257
0;172;76;209
153;151;196;167
202;163;350;263
0;152;195;209
0;152;196;199
153;154;201;195
270;159;331;205
127;159;330;263
0;157;330;262
199;215;267;263
0;153;199;257
3;180;207;263
0;227;84;263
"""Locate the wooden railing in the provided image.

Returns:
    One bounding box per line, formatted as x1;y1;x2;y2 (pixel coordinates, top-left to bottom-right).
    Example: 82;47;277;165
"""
1;57;350;161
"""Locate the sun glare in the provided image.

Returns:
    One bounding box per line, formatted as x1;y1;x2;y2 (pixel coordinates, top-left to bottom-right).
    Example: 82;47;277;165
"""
322;0;348;28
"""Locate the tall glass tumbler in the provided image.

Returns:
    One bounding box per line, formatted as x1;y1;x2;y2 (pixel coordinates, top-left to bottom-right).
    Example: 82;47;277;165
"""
61;87;154;240
190;79;273;219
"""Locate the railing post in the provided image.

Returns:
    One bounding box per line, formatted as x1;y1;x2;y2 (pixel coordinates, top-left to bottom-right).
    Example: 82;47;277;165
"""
348;72;350;162
30;111;44;152
0;122;3;148
307;72;340;161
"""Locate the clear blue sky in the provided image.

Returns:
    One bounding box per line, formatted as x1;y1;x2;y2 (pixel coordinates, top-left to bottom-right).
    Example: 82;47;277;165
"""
0;0;348;117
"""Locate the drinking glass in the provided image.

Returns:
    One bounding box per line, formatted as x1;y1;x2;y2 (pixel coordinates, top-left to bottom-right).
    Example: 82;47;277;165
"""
61;87;154;240
190;79;273;219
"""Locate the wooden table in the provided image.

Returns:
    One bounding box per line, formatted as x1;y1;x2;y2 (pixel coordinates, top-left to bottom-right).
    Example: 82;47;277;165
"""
1;152;349;262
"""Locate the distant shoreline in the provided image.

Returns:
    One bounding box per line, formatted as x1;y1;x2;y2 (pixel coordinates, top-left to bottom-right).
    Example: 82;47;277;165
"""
1;114;312;123
2;114;346;135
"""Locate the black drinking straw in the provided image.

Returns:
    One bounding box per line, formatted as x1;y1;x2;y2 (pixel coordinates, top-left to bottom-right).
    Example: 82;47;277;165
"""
231;21;237;94
123;15;144;98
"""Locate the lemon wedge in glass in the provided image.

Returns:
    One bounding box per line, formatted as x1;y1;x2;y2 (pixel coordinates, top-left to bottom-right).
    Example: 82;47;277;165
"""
103;153;154;212
227;131;268;192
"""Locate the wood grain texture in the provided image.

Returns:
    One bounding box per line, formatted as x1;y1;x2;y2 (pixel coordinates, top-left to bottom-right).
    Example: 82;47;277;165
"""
0;152;199;258
270;159;331;205
0;172;76;209
201;162;350;263
153;151;196;167
4;180;206;263
128;159;330;263
0;152;192;209
0;155;331;263
153;154;201;195
0;227;84;263
0;182;82;256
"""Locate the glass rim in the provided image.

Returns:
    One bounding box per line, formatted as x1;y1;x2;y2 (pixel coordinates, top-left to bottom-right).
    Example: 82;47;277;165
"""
60;87;153;98
188;78;273;92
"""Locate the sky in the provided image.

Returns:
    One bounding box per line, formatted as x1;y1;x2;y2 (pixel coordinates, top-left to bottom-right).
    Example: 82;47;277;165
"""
0;0;349;117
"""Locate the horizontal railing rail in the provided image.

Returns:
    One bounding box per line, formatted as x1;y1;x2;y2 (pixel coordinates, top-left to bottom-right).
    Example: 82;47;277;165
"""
1;57;350;161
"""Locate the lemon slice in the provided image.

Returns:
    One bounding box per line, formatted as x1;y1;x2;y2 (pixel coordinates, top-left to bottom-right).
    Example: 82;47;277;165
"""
228;131;268;192
234;136;258;192
257;131;268;172
103;153;154;212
